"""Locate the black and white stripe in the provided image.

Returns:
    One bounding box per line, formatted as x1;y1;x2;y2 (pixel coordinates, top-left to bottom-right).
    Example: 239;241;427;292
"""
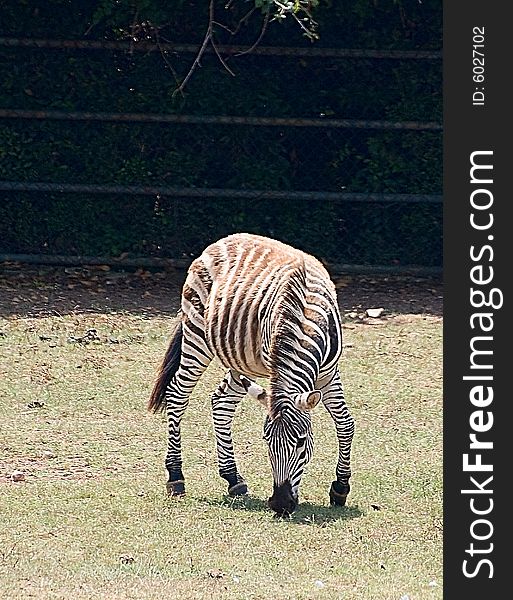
149;233;355;513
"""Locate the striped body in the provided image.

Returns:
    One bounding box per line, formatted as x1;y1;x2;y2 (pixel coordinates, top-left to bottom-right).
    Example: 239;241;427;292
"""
184;234;342;406
150;233;354;514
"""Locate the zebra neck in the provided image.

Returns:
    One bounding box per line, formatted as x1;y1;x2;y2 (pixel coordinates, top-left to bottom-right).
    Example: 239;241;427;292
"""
268;320;320;408
267;396;303;420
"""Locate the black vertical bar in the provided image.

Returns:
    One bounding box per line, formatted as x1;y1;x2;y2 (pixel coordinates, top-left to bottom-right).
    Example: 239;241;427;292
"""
444;2;509;596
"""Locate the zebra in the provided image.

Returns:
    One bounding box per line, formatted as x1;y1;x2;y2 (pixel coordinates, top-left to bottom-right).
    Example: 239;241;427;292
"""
149;233;355;515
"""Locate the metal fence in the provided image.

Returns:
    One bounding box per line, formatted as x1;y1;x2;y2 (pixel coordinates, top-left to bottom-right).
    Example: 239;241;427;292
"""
0;37;442;274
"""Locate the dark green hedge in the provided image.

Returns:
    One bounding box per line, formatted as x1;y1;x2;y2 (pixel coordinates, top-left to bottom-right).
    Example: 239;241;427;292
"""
2;196;441;267
0;1;442;267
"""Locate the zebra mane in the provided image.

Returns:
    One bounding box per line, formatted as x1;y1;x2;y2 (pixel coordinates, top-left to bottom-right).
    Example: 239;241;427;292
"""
268;257;309;417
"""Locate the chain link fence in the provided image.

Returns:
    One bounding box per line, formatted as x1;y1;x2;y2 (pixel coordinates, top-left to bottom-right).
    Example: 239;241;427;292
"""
0;34;442;274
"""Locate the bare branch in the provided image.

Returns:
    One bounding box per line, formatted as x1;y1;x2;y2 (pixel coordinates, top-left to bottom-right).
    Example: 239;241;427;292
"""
170;0;320;94
234;10;270;57
174;0;249;94
291;12;312;37
153;29;184;96
173;0;215;96
212;7;256;36
211;39;236;76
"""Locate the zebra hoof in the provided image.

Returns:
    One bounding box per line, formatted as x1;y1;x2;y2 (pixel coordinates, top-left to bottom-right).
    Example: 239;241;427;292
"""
329;480;350;506
228;481;248;497
166;480;186;497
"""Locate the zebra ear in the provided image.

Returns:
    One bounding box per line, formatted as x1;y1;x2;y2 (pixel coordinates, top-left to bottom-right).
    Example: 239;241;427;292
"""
239;375;269;408
295;390;323;411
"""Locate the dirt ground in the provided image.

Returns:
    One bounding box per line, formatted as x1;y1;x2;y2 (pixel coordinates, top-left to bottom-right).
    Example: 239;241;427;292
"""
0;262;442;320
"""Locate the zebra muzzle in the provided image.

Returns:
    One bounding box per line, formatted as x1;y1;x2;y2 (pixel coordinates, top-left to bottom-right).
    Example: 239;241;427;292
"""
268;481;298;515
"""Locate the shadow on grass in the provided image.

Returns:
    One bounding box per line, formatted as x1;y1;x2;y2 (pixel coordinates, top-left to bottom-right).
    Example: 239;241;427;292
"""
195;494;364;526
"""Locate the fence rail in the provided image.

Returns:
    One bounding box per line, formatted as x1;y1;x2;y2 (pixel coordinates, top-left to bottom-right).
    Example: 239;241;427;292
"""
0;181;442;203
0;109;442;131
0;253;442;277
0;37;442;59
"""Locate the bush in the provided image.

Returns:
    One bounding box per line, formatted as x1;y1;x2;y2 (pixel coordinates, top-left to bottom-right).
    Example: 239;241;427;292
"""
0;0;442;267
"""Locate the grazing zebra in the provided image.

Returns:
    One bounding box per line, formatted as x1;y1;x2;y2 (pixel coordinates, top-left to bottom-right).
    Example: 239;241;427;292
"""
149;233;354;514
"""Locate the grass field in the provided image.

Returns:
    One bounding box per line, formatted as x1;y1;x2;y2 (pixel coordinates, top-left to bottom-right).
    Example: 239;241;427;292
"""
0;270;442;600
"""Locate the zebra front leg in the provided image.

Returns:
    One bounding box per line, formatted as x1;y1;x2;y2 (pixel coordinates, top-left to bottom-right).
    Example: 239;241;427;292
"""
318;370;355;506
211;371;248;497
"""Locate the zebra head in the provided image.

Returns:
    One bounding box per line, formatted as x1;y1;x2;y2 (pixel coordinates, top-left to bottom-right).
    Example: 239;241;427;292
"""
240;376;322;515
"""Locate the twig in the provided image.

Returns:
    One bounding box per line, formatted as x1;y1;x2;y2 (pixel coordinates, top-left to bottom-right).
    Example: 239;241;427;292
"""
128;8;140;55
174;0;245;94
212;7;256;36
211;39;236;76
273;1;318;40
153;29;183;95
234;10;270;57
290;11;318;40
173;0;216;96
0;541;19;564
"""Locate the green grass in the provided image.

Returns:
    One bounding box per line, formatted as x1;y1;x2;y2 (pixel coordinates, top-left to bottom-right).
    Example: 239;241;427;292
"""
0;311;442;599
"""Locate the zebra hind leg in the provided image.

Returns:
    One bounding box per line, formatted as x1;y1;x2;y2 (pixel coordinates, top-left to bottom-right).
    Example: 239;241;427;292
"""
164;360;209;497
211;370;249;497
164;323;211;497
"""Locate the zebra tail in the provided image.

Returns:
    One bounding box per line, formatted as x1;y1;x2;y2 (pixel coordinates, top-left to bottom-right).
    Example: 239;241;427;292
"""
148;320;183;413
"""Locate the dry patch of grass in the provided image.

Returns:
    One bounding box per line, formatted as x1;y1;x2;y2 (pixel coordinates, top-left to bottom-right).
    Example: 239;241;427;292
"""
0;309;442;600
